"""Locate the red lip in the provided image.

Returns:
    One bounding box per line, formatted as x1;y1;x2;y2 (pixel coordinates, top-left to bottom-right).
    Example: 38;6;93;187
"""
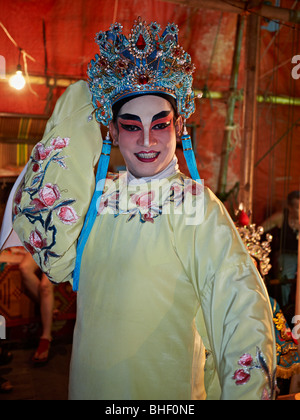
135;151;160;163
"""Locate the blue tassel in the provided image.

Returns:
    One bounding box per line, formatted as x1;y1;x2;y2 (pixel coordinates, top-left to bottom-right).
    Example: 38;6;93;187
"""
181;133;201;184
73;135;112;291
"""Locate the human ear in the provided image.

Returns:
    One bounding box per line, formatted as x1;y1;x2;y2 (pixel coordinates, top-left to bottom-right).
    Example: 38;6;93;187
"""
109;121;119;146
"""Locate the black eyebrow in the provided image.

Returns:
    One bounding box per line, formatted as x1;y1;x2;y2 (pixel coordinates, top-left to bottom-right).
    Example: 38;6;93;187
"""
118;110;171;123
152;110;171;122
118;113;141;121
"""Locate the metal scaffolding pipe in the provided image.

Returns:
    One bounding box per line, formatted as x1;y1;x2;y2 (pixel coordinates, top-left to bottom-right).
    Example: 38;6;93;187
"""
2;73;300;107
0;74;78;88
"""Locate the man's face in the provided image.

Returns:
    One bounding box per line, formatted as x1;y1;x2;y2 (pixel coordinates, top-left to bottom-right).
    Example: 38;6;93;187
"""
110;95;179;178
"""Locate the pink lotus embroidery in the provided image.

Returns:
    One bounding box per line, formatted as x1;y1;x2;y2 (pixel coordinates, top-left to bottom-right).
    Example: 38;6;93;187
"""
131;191;155;208
171;183;182;194
97;174;205;224
51;136;70;150
185;182;203;196
232;369;251;386
56;206;79;225
30;183;61;210
98;198;109;215
143;211;155;223
232;347;277;400
33;143;53;161
238;353;253;368
31;136;70;172
32;163;40;173
13;182;24;215
39;183;61;206
24;228;47;255
15;135;77;271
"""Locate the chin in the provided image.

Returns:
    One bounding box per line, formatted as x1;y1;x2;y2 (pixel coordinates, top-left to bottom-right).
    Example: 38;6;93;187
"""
132;170;157;178
127;161;162;178
129;166;161;178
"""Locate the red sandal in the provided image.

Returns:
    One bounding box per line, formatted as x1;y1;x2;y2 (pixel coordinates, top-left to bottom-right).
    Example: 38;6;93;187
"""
32;338;51;365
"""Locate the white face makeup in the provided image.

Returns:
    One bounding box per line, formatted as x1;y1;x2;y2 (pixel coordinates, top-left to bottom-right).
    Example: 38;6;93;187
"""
110;95;178;178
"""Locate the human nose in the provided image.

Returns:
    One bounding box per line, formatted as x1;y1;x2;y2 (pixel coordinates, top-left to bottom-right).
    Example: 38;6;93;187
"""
138;127;157;147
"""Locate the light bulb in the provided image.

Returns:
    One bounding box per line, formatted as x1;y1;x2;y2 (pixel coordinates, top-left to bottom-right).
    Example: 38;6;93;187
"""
9;65;26;90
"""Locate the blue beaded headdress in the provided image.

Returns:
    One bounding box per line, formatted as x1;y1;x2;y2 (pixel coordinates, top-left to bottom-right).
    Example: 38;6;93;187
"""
87;17;196;125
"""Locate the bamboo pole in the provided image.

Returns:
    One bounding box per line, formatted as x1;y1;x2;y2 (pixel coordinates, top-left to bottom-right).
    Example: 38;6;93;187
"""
256;95;300;106
194;90;300;106
161;0;300;24
217;14;245;201
239;10;260;215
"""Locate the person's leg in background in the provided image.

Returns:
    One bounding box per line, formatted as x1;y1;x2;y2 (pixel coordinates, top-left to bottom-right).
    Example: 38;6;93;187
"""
19;253;54;363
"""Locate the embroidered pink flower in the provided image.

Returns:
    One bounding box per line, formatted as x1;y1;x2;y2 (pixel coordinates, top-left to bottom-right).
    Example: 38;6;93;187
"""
39;183;61;207
232;369;251;385
233;353;254;385
98;198;109;215
262;388;271;400
238;353;253;367
131;191;155;208
98;192;119;215
30;229;46;249
24;229;47;254
143;211;155;223
13;185;24;215
232;348;276;399
56;206;79;225
185;182;202;196
14;185;23;206
171;183;182;194
33;143;53;161
51;136;70;150
30;184;61;210
32;163;40;172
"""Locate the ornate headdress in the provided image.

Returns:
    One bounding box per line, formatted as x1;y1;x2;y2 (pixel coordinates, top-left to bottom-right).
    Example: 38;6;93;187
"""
87;17;196;126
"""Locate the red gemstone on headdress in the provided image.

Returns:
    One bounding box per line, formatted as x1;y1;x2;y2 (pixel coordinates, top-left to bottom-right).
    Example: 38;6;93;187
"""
99;57;108;67
138;74;149;85
184;63;195;74
173;46;182;57
136;34;146;50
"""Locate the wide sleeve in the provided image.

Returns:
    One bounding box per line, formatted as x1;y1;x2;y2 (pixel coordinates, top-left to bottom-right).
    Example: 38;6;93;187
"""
174;187;277;400
11;80;102;285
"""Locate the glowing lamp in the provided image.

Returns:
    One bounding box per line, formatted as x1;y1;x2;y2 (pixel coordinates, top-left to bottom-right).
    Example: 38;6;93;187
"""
9;64;26;90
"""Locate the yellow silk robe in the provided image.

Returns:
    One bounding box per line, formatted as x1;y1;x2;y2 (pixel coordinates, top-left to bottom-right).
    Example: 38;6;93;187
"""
10;81;276;400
